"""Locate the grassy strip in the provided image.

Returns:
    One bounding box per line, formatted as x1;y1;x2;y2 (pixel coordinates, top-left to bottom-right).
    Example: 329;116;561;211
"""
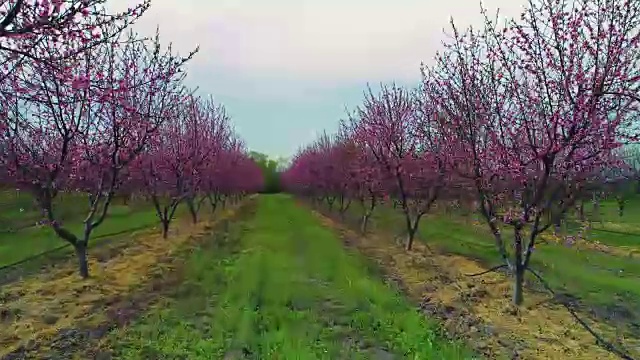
109;194;475;360
0;191;93;232
0;202;193;268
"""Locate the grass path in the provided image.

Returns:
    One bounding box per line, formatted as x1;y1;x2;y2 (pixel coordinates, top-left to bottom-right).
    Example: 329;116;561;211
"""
109;195;473;359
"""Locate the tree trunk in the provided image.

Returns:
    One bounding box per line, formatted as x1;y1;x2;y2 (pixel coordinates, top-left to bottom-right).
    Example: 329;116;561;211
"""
578;201;585;221
553;215;562;235
74;242;89;279
360;213;371;233
161;220;170;239
592;193;600;222
187;199;198;224
360;195;376;234
406;230;416;251
513;227;525;306
403;210;421;251
338;196;350;220
617;199;625;217
513;264;525;306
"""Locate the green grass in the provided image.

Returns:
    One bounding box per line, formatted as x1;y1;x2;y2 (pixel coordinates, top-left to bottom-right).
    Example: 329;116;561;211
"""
0;190;188;268
0;206;167;268
557;196;640;247
592;196;640;225
586;198;640;247
109;194;474;360
0;191;148;232
358;203;640;322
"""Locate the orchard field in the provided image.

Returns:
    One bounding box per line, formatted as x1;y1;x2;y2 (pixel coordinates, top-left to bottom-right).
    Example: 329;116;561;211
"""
1;0;640;359
1;190;639;359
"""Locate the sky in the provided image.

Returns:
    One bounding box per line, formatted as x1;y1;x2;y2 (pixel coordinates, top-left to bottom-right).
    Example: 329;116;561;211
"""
107;0;526;158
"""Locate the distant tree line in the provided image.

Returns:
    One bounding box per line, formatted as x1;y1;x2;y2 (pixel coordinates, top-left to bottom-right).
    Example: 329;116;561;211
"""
249;151;285;194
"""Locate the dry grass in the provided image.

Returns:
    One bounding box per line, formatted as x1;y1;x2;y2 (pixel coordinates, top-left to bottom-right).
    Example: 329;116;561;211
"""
312;210;640;360
597;221;640;235
538;232;640;258
0;205;245;358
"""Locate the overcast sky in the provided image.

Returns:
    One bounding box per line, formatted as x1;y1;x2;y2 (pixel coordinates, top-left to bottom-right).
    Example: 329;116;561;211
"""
107;0;526;158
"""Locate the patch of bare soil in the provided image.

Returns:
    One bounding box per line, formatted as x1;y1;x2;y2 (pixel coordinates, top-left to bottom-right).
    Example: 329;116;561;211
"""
311;209;640;360
0;199;256;360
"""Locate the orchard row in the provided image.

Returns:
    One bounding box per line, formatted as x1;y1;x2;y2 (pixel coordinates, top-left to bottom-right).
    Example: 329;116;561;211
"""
282;0;640;307
0;0;263;278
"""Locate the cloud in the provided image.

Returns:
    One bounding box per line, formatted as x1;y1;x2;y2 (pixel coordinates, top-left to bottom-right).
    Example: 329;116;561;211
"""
105;0;528;156
108;0;526;86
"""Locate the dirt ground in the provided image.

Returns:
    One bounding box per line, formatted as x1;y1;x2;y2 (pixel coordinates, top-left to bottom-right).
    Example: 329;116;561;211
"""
312;210;640;360
0;201;254;360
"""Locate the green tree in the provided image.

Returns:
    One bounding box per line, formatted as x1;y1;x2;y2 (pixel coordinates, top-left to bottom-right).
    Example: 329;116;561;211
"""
249;151;282;193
